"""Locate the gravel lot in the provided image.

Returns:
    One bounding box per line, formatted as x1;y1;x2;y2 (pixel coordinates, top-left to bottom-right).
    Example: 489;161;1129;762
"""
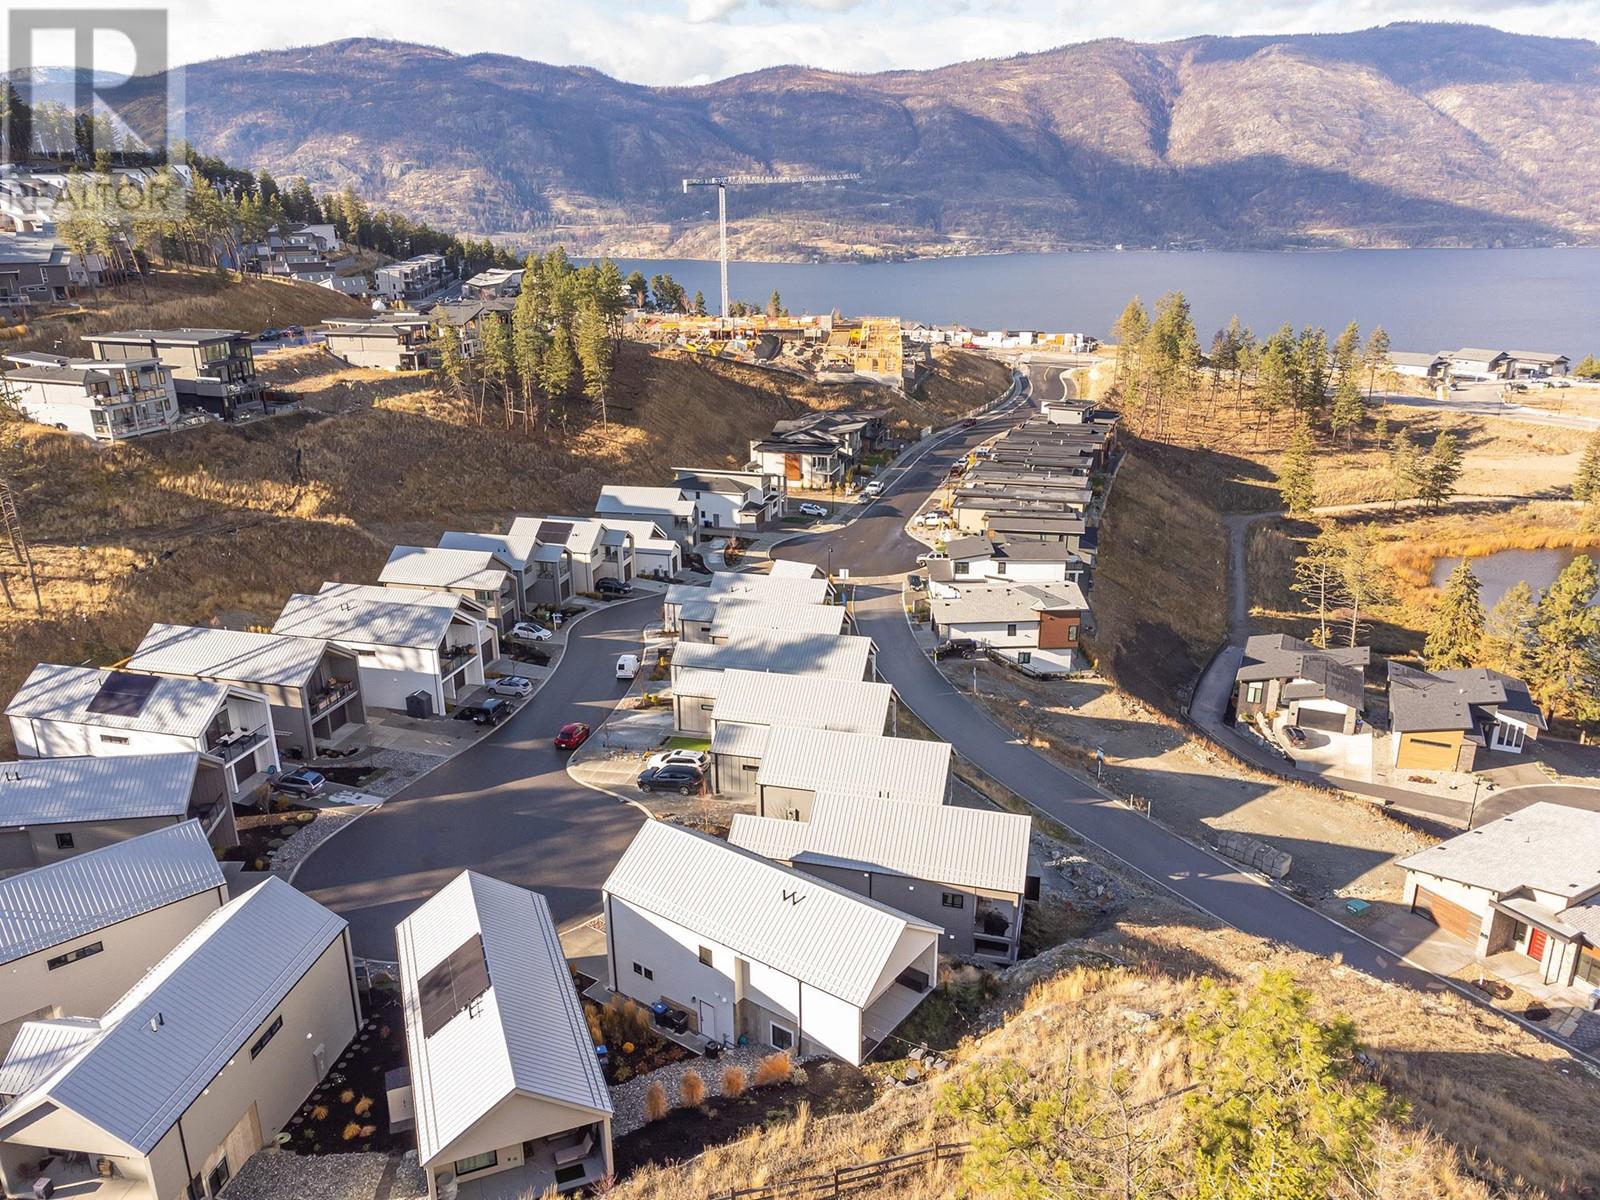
223;1148;426;1200
610;1045;789;1138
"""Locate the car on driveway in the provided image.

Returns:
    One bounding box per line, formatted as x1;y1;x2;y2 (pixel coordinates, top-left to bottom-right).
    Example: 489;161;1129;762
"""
934;638;978;660
637;763;706;795
1282;725;1310;750
454;698;511;726
797;501;828;518
487;675;534;698
861;479;885;498
596;577;633;598
916;551;948;566
646;748;709;772
508;621;553;643
555;721;591;750
273;768;326;799
918;509;948;527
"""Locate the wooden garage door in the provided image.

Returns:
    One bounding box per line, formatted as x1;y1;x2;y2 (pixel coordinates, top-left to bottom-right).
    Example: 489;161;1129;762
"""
1399;734;1458;772
1412;886;1478;939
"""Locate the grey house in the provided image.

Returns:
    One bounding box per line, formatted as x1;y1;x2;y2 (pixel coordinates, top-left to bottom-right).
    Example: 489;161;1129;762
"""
1232;633;1371;734
85;328;265;419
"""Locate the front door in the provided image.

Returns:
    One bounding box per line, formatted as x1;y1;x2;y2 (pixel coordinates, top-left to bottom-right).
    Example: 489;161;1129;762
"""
1492;718;1525;752
699;1000;720;1043
1527;926;1548;963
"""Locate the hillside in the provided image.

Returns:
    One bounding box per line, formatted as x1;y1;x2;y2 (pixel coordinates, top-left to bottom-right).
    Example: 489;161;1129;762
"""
127;23;1600;255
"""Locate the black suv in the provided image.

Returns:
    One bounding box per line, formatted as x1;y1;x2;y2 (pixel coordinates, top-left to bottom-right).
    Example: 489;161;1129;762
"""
637;764;705;795
596;577;634;597
454;697;510;726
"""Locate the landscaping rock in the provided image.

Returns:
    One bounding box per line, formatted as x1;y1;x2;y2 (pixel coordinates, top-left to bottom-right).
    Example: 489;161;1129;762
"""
609;1045;791;1138
1213;830;1293;880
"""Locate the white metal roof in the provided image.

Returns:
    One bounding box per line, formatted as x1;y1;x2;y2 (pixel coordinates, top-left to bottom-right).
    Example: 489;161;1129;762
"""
705;574;830;607
0;820;224;966
5;664;237;737
316;581;483;614
126;623;331;688
731;794;1031;894
0;752;199;827
604;822;939;1007
767;560;823;580
0;1017;101;1098
380;546;510;593
596;485;695;518
508;515;606;557
757;727;950;803
438;530;533;571
397;872;611;1167
712;669;891;736
0;877;346;1153
1400;802;1600;902
710;721;771;759
672;667;727;700
273;588;456;648
709;599;847;639
670;631;874;680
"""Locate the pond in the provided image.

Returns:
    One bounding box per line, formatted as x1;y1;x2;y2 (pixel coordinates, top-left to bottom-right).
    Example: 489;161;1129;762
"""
1429;547;1597;610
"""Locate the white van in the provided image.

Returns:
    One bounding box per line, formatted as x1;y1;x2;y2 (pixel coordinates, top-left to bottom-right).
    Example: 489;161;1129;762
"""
615;654;641;681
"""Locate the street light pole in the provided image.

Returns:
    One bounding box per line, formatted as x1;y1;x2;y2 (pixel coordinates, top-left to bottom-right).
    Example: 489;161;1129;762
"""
1468;775;1483;828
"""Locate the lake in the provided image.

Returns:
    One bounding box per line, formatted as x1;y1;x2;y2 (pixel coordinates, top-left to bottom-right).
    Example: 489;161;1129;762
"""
612;248;1600;355
1430;547;1600;609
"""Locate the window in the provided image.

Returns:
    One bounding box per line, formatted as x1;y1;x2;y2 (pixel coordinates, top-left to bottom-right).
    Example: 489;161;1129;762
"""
206;1158;230;1198
769;1022;795;1051
454;1151;498;1176
1017;651;1032;665
98;733;130;745
249;1014;284;1059
941;892;966;910
1066;625;1078;643
1006;624;1018;638
995;561;1007;575
1245;681;1264;704
954;562;970;576
698;946;714;967
47;941;103;970
1579;949;1600;987
633;962;654;981
55;832;75;850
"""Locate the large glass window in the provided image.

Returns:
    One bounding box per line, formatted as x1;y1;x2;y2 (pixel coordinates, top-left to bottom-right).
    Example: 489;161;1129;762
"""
454;1151;498;1176
1579;949;1600;988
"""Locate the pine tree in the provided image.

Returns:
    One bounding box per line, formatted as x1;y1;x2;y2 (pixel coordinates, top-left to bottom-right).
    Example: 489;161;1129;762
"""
1255;325;1297;423
766;289;783;318
477;313;513;426
1292;528;1349;647
1481;581;1539;678
1329;321;1364;446
1424;560;1486;669
1363;326;1391;398
1388;431;1420;508
1294;325;1329;416
1111;296;1150;391
1573;433;1600;503
1532;556;1600;722
1574;354;1600;380
692;289;707;316
539;327;576;408
1277;421;1318;516
1339;526;1393;647
575;297;613;427
1418;432;1463;509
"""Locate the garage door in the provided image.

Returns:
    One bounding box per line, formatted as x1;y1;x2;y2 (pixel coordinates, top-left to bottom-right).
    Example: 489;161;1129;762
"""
1412;886;1479;939
1399;734;1458;772
1295;708;1346;733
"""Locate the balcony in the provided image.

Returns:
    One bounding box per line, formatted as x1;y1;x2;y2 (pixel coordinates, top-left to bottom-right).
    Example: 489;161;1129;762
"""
441;644;478;670
310;678;359;717
205;726;267;761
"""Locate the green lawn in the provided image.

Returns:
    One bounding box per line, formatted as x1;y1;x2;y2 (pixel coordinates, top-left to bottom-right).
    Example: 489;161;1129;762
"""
664;735;711;751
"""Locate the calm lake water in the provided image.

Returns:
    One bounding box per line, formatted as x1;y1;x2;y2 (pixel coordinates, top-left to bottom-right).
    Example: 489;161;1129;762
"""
613;248;1600;355
1430;548;1599;610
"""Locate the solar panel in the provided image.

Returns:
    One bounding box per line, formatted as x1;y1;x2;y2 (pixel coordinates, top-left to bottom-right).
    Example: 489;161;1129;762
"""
86;671;159;717
417;934;491;1038
535;521;573;544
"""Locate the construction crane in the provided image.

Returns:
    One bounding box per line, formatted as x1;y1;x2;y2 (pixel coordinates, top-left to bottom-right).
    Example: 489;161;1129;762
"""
681;173;860;318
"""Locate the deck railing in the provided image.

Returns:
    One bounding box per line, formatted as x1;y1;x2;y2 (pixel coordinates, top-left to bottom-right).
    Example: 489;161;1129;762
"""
707;1142;967;1200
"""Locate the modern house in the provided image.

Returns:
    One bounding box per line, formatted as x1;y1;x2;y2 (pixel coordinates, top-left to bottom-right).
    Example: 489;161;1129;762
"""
321;316;434;371
84;329;265;420
1389;352;1446;382
670;633;878;735
508;517;635;595
0;821;227;1058
6;666;279;805
2;352;178;441
1401;803;1600;991
396;872;612;1200
381;546;522;633
375;253;452;303
672;468;785;536
0;877;359;1200
545;515;679;580
929;581;1089;674
708;671;895;797
0;233;70;314
594;486;699;550
0;753;232;871
1503;351;1570;379
663;573;832;629
1446;348;1510;382
678;598;847;644
271;585;495;714
729;793;1034;962
463;268;522;300
1231;634;1371;735
747;411;887;489
602;821;941;1067
928;536;1084;586
754;726;952;819
1386;662;1547;772
124;624;367;761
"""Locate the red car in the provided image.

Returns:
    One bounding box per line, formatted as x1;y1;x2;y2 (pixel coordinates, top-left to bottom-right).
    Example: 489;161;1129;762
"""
555;722;591;750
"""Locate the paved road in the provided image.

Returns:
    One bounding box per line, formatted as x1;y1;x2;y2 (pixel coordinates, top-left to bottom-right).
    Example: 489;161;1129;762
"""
1383;387;1600;431
1472;782;1600;826
295;595;655;957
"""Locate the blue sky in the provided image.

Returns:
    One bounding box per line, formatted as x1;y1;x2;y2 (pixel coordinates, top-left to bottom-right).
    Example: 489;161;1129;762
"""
12;0;1600;85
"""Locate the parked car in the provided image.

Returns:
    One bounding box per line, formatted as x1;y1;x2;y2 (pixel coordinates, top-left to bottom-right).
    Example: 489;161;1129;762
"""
685;552;712;574
1282;725;1310;749
918;510;948;527
555;721;591;750
637;764;706;795
916;551;948;566
616;654;641;680
508;621;553;643
596;577;633;597
934;638;979;660
487;675;534;698
282;324;305;338
797;501;828;518
454;698;510;726
253;329;281;343
646;748;709;771
861;479;885;498
908;573;925;591
273;768;326;798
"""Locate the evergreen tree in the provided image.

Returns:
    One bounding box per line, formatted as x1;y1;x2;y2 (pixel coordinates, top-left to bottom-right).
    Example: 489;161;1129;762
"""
1418;432;1463;509
1388;431;1421;508
477;312;513;426
1572;432;1600;503
1424;560;1486;669
1339;526;1393;647
1574;354;1600;380
1481;581;1539;678
1293;325;1329;415
1329;321;1364;446
623;270;649;308
428;313;469;411
539;326;576;407
766;289;783;318
510;266;547;428
1111;296;1150;391
1138;291;1202;412
1292;528;1349;647
575;297;613;427
692;289;707;316
1363;325;1391;398
1277;421;1318;516
1532;556;1600;722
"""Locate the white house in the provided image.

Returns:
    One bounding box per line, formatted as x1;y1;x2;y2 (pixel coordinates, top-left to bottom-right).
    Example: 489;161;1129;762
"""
730;793;1034;963
930;536;1083;586
0;820;226;1058
375;252;451;302
709;671;895;797
671;468;785;536
929;581;1089;675
6;666;279;805
381;545;522;632
602;822;941;1067
670;633;879;735
594;486;699;550
0;752;234;871
546;515;679;580
507;517;635;594
677;597;847;644
0;878;359;1200
663;574;832;631
1401;803;1600;992
272;584;495;714
437;526;564;612
2;352;179;441
754;726;952;819
397;873;613;1200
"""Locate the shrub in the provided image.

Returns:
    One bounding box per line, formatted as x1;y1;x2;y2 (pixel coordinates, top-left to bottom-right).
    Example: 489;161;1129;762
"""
622;1041;635;1055
585;1008;604;1045
358;1125;376;1138
722;1065;747;1098
339;1089;355;1104
311;1104;329;1121
341;1121;362;1142
753;1051;792;1087
644;1081;669;1122
353;1096;373;1116
679;1069;707;1108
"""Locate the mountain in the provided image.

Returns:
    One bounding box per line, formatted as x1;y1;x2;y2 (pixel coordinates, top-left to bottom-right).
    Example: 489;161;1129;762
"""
137;23;1600;256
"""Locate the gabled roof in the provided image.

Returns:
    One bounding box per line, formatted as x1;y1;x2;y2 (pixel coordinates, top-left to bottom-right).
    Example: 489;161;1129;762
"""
273;588;457;649
708;598;847;639
1387;662;1547;734
671;631;874;679
0;820;224;966
1234;634;1371;682
0;878;345;1153
705;573;831;607
5;664;236;737
596;485;696;519
768;560;823;580
126;623;332;688
397;872;611;1168
757;726;950;803
437;530;531;572
0;752;200;827
1449;348;1508;362
730;792;1032;894
508;515;609;557
604;822;939;1007
712;669;891;736
931;582;1087;626
380;546;510;593
1400;802;1600;903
